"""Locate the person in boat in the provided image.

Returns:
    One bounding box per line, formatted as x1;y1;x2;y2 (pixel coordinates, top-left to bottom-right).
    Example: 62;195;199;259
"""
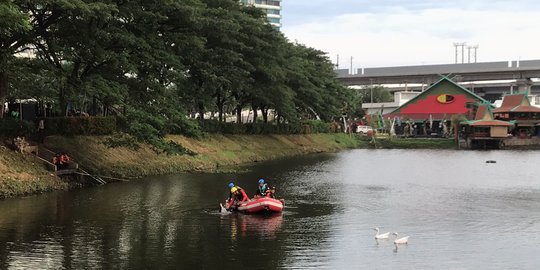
255;178;270;198
226;182;249;210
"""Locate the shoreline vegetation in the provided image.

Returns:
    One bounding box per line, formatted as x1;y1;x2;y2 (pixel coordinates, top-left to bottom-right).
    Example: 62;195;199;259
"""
0;1;455;200
1;134;456;199
0;146;67;199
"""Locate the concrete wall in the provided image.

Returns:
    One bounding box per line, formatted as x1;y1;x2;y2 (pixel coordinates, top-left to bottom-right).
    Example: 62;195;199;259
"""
361;62;511;77
335;69;351;76
490;126;508;138
335;60;540;78
513;60;540;69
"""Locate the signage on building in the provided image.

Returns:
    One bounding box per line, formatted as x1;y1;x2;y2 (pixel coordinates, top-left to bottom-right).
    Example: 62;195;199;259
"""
437;94;455;104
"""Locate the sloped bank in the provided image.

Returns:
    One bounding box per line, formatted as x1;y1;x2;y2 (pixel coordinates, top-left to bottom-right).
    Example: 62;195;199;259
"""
0;147;67;199
44;133;366;178
1;134;456;199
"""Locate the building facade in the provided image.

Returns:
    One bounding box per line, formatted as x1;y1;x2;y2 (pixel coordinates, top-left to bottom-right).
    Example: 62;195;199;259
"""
240;0;282;29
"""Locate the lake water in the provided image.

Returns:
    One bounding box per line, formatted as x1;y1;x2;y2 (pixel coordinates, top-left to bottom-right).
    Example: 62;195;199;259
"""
1;149;539;269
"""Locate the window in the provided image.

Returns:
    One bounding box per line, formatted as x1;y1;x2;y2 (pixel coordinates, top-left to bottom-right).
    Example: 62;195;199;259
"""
268;17;281;24
265;9;280;15
255;0;280;6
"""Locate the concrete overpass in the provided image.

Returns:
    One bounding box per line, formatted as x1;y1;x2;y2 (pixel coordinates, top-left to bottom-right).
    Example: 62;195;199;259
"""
336;60;540;97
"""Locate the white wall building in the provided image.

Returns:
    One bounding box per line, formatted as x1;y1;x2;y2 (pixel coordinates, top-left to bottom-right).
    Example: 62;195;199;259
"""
362;91;420;115
240;0;282;29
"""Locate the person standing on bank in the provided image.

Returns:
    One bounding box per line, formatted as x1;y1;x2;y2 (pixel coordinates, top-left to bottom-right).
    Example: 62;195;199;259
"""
37;118;45;143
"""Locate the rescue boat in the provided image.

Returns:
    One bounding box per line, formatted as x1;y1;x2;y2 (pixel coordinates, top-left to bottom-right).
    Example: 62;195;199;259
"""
237;197;284;214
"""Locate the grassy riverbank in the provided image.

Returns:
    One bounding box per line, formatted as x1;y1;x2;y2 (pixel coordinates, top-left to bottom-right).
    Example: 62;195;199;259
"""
0;147;67;199
43;135;455;179
0;134;456;198
44;133;366;178
372;138;456;149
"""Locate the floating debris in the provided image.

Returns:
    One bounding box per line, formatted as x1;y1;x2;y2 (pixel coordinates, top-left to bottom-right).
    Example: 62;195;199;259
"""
486;160;497;164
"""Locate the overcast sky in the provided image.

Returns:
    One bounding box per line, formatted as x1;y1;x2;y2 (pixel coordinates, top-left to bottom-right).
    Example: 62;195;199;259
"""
281;0;540;69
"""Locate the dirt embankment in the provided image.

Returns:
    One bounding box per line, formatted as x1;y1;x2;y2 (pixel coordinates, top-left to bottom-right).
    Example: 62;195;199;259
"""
44;133;365;178
0;146;67;199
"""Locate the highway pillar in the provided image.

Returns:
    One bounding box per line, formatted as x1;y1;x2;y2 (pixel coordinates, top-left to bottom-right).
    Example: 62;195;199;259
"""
516;78;533;93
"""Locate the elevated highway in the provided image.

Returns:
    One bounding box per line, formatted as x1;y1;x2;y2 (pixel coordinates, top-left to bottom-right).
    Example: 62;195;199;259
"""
337;60;540;86
336;60;540;100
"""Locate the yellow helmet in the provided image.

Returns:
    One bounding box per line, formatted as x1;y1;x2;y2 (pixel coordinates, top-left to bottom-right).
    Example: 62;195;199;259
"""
230;187;238;193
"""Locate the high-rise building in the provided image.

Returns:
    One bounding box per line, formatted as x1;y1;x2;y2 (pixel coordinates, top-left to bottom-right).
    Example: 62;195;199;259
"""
240;0;282;29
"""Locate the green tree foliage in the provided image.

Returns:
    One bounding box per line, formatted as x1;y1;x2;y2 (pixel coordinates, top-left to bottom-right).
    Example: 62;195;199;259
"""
0;0;31;118
4;0;350;152
356;86;393;104
347;86;392;117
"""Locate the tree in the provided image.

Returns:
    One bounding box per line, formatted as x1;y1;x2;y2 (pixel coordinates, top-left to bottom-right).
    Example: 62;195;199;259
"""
2;0;353;151
0;1;31;118
355;86;393;104
283;43;350;122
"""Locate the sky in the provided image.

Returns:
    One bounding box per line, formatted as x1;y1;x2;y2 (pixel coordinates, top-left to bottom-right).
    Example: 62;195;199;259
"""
281;0;540;69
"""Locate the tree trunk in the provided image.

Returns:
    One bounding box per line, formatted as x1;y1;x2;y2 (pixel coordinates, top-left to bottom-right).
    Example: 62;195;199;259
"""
0;70;7;119
251;105;258;123
59;86;67;116
92;96;97;116
198;103;205;120
216;98;224;122
236;105;242;124
262;107;268;123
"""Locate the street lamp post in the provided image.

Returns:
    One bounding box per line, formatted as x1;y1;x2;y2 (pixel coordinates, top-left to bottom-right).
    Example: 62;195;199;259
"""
370;79;374;103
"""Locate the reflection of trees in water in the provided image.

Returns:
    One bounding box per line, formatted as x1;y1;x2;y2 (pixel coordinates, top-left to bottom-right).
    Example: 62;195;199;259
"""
0;167;340;269
0;179;189;269
0;193;65;268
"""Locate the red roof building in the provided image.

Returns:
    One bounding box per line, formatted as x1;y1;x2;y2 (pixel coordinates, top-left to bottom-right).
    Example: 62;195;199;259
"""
385;77;490;122
492;93;540;138
493;93;540;114
464;104;513;139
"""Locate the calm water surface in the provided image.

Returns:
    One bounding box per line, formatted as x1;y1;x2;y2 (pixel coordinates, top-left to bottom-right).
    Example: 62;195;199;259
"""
1;150;540;269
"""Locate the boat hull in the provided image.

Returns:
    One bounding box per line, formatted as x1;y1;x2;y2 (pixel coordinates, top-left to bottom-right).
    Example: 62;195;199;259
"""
237;197;284;214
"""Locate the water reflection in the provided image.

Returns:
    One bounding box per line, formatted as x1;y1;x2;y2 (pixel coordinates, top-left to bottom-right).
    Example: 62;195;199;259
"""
1;150;540;269
223;214;283;240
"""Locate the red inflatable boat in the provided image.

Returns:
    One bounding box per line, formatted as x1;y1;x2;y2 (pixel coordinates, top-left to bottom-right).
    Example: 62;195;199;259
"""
236;197;284;214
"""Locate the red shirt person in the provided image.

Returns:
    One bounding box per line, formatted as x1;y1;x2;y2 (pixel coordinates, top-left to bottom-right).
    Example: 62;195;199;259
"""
226;182;249;210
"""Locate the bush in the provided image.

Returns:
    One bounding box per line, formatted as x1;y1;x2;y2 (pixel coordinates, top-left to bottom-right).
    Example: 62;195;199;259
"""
167;118;204;138
0;118;35;138
305;120;331;133
198;120;331;135
45;116;117;136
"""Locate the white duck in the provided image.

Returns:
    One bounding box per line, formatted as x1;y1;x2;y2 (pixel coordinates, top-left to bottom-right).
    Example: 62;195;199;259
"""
392;232;409;244
372;227;390;239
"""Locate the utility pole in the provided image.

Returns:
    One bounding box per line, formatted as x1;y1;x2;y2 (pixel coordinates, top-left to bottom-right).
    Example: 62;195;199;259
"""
453;42;467;63
467;46;472;63
461;42;467;64
472;45;479;63
336;54;340;69
350;56;353;74
453;43;459;64
370;79;374;103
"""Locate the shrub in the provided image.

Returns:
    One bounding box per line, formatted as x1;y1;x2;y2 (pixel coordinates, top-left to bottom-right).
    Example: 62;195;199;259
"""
198;119;332;135
167;118;204;138
45;116;117;136
0;118;35;138
305;120;331;133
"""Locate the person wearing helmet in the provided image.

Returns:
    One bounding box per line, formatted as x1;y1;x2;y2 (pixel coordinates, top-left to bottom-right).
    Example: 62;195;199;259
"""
254;178;270;198
226;182;249;210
